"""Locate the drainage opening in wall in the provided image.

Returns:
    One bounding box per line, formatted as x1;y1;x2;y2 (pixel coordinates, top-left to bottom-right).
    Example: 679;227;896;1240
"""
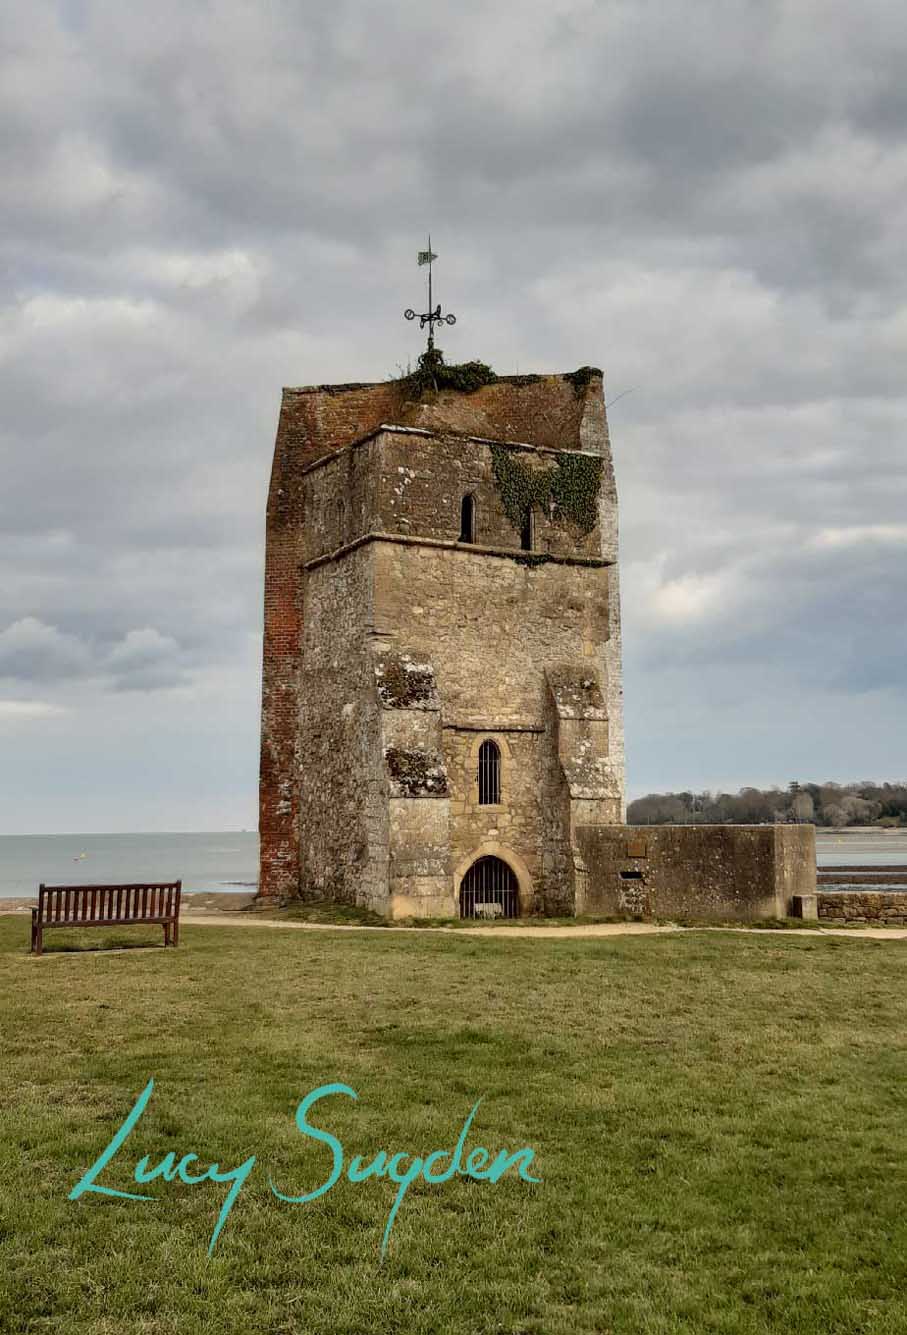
459;856;519;920
620;870;644;880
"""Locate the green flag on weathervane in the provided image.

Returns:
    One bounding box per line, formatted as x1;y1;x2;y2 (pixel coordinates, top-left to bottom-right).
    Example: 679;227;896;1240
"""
418;248;437;266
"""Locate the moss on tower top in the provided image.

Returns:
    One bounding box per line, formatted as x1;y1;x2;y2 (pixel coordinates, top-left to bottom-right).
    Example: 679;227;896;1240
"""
404;347;498;397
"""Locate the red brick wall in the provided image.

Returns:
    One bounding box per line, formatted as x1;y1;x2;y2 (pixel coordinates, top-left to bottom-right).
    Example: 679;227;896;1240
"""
258;381;409;900
395;373;603;450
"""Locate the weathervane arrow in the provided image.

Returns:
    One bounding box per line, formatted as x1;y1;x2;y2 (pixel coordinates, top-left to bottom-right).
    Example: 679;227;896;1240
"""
404;235;456;352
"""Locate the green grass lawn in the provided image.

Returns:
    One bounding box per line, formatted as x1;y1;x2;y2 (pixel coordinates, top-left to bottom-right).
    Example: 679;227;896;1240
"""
2;918;907;1334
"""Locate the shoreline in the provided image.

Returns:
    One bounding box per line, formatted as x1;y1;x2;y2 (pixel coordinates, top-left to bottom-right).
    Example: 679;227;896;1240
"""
0;890;257;914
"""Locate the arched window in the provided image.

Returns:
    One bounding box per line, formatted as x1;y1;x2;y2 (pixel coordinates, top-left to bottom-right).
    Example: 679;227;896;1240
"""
520;506;535;551
459;493;476;543
478;739;501;805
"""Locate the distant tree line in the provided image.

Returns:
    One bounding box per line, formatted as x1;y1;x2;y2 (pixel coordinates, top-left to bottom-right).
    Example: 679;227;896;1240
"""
627;781;907;828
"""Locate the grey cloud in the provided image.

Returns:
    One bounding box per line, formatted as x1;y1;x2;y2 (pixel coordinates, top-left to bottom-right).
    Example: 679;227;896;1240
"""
107;627;185;692
0;617;91;682
0;616;191;692
1;0;906;828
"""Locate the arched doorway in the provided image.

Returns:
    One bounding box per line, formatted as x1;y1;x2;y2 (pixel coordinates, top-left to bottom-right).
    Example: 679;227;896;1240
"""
459;856;519;920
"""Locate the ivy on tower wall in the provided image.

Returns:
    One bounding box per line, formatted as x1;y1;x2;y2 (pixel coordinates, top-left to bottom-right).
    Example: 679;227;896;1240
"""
489;442;602;536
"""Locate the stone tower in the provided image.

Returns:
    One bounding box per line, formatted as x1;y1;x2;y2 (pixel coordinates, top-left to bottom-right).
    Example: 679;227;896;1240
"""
257;364;625;918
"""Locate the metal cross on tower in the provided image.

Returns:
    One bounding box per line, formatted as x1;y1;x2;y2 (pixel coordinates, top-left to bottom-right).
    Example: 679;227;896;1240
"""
404;236;456;352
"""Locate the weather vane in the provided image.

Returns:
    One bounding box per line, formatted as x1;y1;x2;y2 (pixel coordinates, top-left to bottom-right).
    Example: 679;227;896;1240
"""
404;236;456;352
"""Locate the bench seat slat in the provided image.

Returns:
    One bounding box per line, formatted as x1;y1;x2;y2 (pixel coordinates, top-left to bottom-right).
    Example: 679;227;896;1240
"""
41;913;177;923
31;882;181;955
37;883;181;892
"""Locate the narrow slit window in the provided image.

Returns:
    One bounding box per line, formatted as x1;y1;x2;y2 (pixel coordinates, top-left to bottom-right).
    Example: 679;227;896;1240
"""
478;739;501;806
520;506;534;551
459;493;476;543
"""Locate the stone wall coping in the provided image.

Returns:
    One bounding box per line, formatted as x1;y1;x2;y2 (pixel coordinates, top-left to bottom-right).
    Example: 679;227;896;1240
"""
282;370;602;398
302;530;614;573
298;423;602;480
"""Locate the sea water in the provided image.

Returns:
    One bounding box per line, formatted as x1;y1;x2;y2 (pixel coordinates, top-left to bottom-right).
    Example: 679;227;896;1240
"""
0;832;258;899
815;828;907;866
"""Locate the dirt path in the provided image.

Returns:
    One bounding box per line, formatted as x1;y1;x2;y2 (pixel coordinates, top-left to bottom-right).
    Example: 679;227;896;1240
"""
176;914;907;942
6;897;907;943
176;913;679;939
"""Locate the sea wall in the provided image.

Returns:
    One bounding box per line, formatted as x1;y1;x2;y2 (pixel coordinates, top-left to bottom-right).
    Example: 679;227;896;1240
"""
817;891;907;925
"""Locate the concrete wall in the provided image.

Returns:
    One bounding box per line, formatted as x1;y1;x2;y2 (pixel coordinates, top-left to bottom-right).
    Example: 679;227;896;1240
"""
575;824;816;921
817;891;907;925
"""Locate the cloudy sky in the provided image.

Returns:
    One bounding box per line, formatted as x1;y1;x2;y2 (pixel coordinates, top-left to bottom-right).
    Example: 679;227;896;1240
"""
2;0;905;833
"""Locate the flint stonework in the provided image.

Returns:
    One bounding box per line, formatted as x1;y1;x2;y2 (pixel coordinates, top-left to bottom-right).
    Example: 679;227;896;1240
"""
258;371;624;918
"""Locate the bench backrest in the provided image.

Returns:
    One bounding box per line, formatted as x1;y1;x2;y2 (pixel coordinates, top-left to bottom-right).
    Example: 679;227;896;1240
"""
37;882;182;925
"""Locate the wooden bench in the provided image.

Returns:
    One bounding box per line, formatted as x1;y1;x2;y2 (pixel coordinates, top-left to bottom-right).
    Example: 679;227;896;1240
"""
30;882;181;956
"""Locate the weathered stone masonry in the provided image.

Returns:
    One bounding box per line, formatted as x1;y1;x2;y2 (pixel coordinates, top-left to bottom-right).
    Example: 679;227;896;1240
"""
258;370;626;917
817;891;907;925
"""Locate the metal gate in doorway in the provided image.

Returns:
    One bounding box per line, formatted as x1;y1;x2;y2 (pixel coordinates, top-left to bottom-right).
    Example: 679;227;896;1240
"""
459;856;519;919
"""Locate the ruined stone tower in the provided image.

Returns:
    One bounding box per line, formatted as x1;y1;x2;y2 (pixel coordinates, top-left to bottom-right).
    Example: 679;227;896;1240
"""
257;364;625;918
